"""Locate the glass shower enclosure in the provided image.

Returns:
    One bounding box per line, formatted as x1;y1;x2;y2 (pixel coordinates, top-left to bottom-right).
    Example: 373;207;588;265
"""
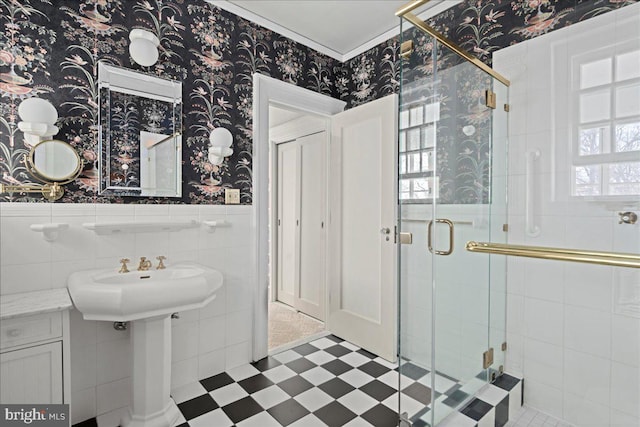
396;5;510;426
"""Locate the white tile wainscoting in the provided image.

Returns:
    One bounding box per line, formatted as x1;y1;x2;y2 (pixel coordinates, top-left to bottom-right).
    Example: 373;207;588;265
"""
0;202;255;425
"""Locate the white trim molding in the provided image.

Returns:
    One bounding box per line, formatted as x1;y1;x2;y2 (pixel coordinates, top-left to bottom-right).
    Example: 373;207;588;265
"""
269;115;327;144
252;74;345;361
208;0;461;62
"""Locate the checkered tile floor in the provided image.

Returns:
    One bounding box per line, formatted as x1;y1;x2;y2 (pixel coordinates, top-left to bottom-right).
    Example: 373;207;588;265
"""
73;334;524;427
168;335;487;427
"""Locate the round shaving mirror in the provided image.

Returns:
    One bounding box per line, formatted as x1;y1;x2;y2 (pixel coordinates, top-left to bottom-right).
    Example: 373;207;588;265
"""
27;139;82;183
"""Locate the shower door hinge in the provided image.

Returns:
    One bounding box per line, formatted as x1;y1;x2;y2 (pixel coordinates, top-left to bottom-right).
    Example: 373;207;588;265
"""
399;412;412;427
501;341;507;351
400;40;414;59
485;90;497;109
504;103;510;112
483;347;494;369
502;224;509;232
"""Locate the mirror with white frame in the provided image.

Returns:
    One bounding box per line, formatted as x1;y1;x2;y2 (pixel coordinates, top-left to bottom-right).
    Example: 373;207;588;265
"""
98;62;182;197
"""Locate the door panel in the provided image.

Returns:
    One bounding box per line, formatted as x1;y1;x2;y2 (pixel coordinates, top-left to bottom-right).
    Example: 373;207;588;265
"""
277;142;299;307
298;132;326;320
328;94;398;362
340;118;382;322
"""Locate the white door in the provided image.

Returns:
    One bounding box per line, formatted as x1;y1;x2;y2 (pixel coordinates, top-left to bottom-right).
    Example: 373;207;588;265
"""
276;141;299;308
296;132;326;320
328;94;398;362
275;133;326;321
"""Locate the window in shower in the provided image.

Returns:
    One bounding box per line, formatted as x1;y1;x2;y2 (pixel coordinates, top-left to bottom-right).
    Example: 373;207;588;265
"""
571;45;640;197
398;101;439;201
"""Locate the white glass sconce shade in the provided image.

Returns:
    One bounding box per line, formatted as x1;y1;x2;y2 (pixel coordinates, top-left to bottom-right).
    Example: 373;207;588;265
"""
208;128;233;166
18;97;58;124
129;29;160;67
17;98;59;143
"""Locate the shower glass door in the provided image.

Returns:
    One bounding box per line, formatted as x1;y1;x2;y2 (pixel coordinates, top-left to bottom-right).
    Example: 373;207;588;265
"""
397;16;509;426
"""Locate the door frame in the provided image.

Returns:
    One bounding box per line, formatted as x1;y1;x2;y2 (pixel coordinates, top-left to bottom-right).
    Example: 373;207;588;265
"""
252;74;345;361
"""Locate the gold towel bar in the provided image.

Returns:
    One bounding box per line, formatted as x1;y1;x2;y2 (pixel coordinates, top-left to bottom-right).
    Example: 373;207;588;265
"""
466;242;640;269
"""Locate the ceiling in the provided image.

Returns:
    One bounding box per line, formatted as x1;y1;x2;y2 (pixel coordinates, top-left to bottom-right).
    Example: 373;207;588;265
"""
209;0;457;61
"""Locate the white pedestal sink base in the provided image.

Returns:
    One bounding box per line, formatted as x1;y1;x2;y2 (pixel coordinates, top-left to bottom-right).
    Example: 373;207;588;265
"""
121;316;180;427
121;401;180;427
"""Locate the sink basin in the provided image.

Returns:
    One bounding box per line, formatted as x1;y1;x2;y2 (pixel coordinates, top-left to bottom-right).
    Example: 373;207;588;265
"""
68;262;223;322
67;262;223;427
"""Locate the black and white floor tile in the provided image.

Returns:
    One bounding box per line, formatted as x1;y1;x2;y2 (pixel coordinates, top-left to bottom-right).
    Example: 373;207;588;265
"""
434;373;524;427
169;336;523;427
171;335;406;427
74;335;523;427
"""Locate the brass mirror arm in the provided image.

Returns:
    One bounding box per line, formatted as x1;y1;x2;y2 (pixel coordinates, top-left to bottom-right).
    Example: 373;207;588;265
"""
0;182;64;201
1;140;84;201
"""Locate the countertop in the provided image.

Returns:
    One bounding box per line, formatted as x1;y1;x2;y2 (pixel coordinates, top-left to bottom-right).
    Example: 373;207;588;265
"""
0;288;73;320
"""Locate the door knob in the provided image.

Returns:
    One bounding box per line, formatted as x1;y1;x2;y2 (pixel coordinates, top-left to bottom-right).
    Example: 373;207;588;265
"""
380;227;391;235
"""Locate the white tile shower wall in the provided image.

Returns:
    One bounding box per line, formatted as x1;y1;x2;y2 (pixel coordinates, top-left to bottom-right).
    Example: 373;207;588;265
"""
0;202;254;425
494;4;640;426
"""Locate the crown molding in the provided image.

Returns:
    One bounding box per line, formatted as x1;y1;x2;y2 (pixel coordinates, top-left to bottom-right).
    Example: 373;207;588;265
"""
207;0;461;62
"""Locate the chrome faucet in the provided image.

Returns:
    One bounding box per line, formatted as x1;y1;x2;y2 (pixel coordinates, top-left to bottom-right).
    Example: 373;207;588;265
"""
137;257;152;271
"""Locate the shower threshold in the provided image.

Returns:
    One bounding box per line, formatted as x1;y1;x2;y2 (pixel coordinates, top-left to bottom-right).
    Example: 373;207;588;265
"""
398;359;523;427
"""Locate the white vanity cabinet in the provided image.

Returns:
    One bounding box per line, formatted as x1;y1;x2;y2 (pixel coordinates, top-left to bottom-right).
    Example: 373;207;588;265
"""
0;289;72;405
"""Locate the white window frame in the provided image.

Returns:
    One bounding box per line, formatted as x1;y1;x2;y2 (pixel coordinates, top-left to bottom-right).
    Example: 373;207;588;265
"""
399;101;439;203
570;42;640;198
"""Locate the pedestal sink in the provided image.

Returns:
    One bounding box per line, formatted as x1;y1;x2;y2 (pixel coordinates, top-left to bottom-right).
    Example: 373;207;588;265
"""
68;263;223;427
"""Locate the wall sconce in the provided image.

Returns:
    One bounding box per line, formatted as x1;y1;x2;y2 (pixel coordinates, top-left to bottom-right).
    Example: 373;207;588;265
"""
17;97;59;146
129;29;160;67
208;128;233;166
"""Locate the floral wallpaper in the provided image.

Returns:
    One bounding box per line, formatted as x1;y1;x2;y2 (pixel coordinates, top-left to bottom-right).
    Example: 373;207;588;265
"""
101;91;177;195
339;0;639;108
106;92;142;190
0;0;341;204
338;0;638;204
1;0;636;204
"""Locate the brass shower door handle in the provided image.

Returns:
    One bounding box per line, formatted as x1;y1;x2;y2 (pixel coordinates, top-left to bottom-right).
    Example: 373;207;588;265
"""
428;219;454;255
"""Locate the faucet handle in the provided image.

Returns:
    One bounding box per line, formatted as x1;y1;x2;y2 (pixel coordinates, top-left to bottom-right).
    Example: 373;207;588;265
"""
119;258;130;274
156;256;167;270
